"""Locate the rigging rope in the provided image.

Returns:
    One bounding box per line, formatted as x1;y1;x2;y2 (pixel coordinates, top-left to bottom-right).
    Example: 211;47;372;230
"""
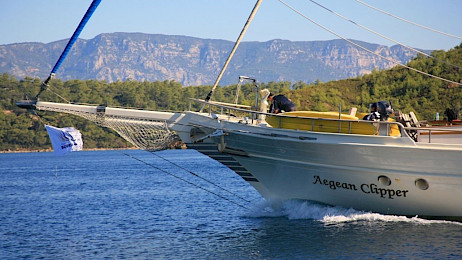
46;86;71;103
120;150;249;209
150;152;251;203
32;94;251;208
354;0;462;40
307;0;462;70
202;0;263;107
278;0;462;87
36;99;251;207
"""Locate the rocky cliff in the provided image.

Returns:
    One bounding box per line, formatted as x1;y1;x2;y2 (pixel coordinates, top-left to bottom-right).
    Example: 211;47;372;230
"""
0;32;423;86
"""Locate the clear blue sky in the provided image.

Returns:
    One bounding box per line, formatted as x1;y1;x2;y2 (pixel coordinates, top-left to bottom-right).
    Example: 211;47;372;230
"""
1;0;461;50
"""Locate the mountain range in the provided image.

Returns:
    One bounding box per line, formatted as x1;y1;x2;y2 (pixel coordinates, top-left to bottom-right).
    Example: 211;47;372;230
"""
0;32;426;86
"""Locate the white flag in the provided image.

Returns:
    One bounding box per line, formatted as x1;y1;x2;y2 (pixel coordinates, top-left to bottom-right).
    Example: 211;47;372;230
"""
45;125;83;156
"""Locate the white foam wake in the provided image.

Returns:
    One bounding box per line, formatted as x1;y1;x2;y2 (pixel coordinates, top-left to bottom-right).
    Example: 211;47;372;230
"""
246;199;462;225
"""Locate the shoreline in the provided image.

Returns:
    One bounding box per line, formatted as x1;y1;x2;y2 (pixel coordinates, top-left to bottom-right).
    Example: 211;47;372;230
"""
0;147;138;154
0;144;187;154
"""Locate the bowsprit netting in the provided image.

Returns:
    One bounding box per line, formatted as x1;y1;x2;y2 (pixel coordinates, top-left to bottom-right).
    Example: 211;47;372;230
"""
35;102;180;151
101;117;180;151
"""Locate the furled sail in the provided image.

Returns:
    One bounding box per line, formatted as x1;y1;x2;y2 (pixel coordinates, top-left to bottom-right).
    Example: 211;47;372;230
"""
35;0;102;99
45;125;83;156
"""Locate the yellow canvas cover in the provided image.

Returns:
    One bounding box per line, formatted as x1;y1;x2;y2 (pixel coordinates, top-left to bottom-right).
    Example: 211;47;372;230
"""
266;111;400;136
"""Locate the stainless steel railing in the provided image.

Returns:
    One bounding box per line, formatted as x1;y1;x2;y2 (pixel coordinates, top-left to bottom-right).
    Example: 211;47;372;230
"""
404;126;462;143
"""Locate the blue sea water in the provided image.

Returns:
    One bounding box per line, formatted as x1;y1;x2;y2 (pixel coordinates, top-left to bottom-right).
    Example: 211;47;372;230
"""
1;149;462;259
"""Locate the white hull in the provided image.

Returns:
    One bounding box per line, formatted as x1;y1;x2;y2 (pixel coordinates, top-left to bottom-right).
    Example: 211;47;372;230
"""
219;130;462;217
183;112;462;218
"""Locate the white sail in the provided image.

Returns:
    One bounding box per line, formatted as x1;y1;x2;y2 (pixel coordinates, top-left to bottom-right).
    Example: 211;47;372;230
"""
45;125;83;156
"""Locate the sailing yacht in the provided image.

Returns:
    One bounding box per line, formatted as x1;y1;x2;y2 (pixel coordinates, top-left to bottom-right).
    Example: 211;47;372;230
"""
17;0;462;218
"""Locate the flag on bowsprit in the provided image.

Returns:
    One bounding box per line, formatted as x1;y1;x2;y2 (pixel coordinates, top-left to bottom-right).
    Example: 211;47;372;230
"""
45;125;83;156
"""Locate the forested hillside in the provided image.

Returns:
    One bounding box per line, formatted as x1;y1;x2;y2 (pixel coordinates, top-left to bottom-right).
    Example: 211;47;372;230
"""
287;44;462;120
1;44;461;151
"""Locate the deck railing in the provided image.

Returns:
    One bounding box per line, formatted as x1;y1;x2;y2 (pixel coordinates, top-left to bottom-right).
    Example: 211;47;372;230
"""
189;98;409;138
404;126;462;143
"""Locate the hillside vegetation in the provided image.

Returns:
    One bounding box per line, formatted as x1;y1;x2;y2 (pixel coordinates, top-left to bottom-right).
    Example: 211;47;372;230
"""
1;44;461;151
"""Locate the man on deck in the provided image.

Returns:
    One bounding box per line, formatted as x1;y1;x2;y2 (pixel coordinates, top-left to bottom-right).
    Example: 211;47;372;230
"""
268;93;296;114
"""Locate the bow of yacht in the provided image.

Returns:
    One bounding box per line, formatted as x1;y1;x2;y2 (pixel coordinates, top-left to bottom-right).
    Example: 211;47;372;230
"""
19;96;462;219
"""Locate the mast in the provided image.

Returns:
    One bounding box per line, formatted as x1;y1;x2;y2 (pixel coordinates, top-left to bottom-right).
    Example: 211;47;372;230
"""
202;0;263;108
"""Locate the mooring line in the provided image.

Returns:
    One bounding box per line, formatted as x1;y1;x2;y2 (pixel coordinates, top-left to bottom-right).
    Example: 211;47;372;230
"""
119;150;249;209
150;151;252;203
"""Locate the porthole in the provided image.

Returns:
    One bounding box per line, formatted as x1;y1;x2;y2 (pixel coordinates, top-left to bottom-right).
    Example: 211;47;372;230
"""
415;178;429;190
378;175;391;186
